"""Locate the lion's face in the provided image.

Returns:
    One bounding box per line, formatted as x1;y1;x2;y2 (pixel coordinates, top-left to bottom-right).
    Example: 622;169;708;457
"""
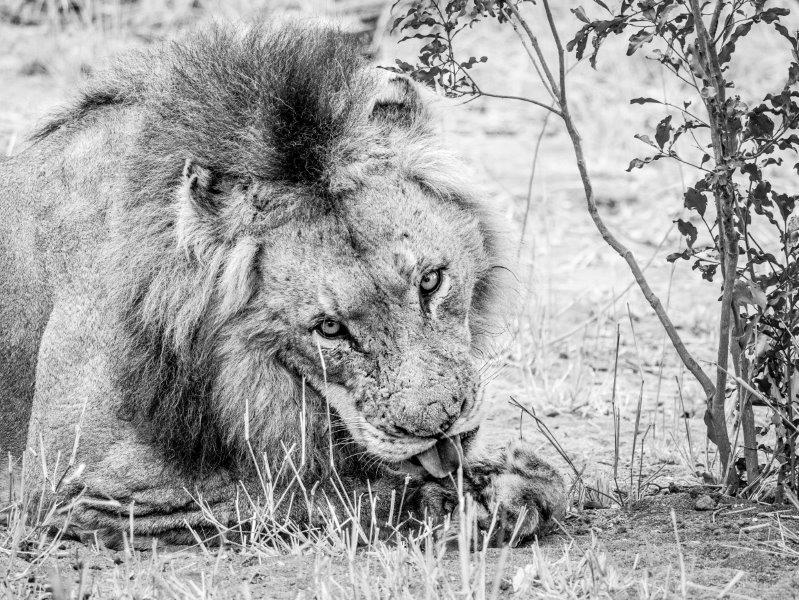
252;179;490;473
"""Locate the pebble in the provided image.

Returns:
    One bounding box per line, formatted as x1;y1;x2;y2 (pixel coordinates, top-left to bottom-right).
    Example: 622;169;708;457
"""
694;494;715;511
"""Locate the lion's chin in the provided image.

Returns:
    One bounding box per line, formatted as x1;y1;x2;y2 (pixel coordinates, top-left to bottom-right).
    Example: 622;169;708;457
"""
395;435;463;479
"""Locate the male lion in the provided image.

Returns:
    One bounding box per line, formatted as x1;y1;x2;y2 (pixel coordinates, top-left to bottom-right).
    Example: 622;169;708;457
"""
0;24;565;546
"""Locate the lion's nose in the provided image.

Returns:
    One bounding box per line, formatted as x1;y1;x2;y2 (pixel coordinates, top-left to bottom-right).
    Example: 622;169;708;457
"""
391;392;464;438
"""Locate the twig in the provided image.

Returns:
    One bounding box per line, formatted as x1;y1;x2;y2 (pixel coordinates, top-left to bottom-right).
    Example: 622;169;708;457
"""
502;0;561;100
540;0;566;103
508;397;579;478
503;6;557;102
518;109;554;250
709;0;726;39
475;89;562;116
671;508;688;599
611;324;621;482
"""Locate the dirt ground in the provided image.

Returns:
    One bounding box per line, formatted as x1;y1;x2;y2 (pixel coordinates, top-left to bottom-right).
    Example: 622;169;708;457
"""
3;1;799;598
5;492;799;598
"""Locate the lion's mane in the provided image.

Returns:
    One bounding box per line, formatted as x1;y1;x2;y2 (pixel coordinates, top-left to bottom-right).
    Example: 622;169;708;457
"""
34;24;506;475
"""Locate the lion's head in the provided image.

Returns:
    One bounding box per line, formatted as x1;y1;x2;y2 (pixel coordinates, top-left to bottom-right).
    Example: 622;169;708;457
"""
48;24;506;479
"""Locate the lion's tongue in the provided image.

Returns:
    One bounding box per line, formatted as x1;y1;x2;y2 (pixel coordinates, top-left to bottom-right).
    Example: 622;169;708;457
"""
415;436;462;479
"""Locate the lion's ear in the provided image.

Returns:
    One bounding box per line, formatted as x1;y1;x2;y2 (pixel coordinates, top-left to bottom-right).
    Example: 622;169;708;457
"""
177;159;259;313
370;74;422;126
176;159;227;258
182;159;220;212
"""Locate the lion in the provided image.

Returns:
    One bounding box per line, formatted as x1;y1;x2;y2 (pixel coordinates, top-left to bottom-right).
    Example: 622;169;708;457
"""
0;23;565;547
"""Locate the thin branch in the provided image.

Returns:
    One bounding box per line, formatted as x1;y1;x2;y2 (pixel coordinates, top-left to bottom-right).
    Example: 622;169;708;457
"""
504;8;557;102
541;0;566;103
502;0;561;99
519;109;554;250
474;89;563;116
709;0;725;38
525;0;718;404
559;110;717;400
660;101;709;126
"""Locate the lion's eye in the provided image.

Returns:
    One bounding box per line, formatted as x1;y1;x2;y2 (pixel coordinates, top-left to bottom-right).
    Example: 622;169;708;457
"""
316;318;347;339
420;269;442;295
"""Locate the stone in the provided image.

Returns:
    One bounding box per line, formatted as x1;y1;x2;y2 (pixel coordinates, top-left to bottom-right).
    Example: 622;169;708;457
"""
694;494;715;511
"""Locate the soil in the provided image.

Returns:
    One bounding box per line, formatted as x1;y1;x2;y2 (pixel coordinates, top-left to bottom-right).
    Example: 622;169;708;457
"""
7;491;799;598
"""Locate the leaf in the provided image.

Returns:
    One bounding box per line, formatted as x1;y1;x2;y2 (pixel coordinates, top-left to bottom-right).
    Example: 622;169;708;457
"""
748;110;775;138
667;249;691;262
733;279;767;310
640;0;656;21
676;219;697;247
790;63;799;86
630;97;661;105
718;22;753;65
627;29;654;55
459;56;488;69
684;187;707;216
655;2;677;25
655;115;673;148
625;155;663;171
394;59;415;73
697;262;717;282
567;28;591;61
778;134;799;151
760;7;790;25
741;162;761;182
572;6;590;23
774;22;798;47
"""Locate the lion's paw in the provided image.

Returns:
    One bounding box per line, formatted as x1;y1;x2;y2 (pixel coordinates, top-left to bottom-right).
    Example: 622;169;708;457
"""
467;439;566;544
408;480;459;523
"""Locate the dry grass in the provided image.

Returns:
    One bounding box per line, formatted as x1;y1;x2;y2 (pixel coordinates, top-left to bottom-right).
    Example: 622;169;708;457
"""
3;443;741;599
